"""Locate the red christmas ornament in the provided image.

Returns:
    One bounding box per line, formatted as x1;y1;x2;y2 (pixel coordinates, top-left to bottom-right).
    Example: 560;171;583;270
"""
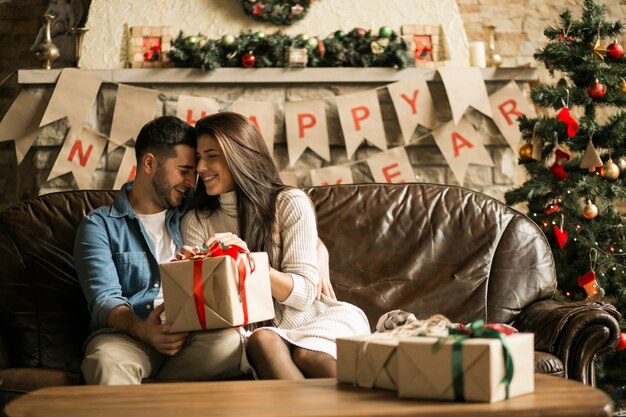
553;225;568;250
252;2;265;15
607;40;624;60
545;204;561;215
588;80;607;99
617;333;626;351
550;149;571;180
356;28;367;36
242;52;256;68
556;106;579;137
318;39;326;58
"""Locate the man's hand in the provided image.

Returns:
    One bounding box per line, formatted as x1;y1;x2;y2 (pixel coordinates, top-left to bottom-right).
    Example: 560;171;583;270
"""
316;239;336;300
122;304;188;356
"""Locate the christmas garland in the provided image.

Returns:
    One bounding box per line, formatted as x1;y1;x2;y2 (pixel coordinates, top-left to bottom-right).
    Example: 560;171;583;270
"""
167;28;413;71
241;0;314;26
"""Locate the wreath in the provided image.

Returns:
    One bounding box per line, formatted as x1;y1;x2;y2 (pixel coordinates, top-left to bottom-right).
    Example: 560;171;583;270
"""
241;0;315;26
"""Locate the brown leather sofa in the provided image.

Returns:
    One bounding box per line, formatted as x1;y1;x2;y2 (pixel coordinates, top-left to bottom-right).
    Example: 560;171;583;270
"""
0;183;621;411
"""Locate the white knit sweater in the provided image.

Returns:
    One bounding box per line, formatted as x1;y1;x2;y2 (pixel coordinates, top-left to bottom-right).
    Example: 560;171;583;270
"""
180;189;370;358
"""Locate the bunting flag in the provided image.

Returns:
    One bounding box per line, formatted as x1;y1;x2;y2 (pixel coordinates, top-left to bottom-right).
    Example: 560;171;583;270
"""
336;89;387;159
310;166;353;186
438;67;492;124
279;171;298;186
231;101;276;153
47;127;108;188
108;84;159;152
113;146;137;189
39;68;102;131
366;146;414;183
387;75;437;144
176;95;219;126
488;81;535;151
580;139;603;172
432;116;494;185
0;90;47;163
284;100;330;166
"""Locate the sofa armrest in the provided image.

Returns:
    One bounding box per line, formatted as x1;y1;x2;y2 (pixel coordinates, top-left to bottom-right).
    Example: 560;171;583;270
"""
0;328;12;369
513;299;621;385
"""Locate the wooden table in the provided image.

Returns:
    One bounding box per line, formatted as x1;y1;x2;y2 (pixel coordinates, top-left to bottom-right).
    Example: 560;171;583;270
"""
4;374;613;417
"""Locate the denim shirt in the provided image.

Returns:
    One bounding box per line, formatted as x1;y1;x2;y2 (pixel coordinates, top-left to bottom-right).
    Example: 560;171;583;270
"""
74;182;189;332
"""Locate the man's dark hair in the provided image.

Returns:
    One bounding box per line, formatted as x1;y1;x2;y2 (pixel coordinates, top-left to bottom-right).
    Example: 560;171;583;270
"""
135;115;196;161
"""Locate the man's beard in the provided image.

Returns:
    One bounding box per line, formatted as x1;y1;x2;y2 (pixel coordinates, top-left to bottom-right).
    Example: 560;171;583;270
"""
152;166;178;209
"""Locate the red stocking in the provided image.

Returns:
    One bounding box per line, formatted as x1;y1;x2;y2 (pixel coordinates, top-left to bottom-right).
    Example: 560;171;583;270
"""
550;149;570;180
557;107;579;137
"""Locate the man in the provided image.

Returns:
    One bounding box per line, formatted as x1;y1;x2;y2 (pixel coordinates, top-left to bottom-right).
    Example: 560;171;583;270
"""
74;116;245;385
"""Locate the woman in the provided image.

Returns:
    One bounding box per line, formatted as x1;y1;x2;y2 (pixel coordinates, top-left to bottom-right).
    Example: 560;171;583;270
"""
180;112;370;379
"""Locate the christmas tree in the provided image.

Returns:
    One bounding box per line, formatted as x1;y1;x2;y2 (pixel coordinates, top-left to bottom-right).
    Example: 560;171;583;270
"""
505;0;626;403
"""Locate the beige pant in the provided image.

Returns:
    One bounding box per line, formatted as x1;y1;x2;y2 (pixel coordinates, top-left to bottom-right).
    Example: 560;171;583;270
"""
82;329;245;385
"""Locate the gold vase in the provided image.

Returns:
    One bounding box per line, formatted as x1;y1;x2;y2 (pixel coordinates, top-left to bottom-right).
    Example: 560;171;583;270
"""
33;14;61;69
71;27;89;68
485;25;502;68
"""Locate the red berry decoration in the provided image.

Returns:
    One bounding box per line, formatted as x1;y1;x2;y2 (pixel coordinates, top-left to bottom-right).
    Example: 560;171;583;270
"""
617;332;626;351
356;28;367;36
588;80;606;100
607;40;624;60
242;52;256;68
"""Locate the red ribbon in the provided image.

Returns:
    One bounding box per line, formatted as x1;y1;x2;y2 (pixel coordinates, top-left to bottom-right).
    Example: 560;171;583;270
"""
190;242;255;328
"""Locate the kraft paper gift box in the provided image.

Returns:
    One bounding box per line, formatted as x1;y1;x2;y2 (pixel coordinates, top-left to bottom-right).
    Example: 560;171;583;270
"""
160;252;274;332
337;334;400;390
397;333;534;403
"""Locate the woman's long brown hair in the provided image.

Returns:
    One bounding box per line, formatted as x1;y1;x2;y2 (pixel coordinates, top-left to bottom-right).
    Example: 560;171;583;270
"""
193;112;292;266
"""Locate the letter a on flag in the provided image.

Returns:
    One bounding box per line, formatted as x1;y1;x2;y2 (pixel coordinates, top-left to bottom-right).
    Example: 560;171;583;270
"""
48;127;108;189
231;101;276;153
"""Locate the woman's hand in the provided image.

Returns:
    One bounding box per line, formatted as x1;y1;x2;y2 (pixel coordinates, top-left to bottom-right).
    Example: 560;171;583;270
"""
175;245;200;260
205;232;250;252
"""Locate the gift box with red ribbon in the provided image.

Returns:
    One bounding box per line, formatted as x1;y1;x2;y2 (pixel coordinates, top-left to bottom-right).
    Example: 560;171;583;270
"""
160;242;275;332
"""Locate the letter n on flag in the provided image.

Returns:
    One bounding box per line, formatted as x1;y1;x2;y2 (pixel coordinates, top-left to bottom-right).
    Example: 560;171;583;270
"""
432;116;494;186
176;95;219;126
231;101;276;153
47;127;108;189
113;146;137;189
310;166;353;186
336;89;387;159
366;146;414;184
284;100;330;166
488;81;535;151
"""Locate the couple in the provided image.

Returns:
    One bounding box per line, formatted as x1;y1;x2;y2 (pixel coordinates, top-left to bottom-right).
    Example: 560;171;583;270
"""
74;113;371;385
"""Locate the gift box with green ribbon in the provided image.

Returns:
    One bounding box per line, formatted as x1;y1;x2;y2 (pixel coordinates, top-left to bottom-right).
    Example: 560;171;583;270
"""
397;320;534;402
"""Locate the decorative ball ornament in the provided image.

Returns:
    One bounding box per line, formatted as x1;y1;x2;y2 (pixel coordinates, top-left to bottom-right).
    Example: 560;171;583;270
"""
254;31;265;39
518;142;533;160
185;35;199;46
221;34;236;46
588;80;607;99
241;52;256;68
621;80;626;94
306;37;318;48
601;159;620;181
356;28;367;36
583;199;599;219
617;156;626;172
379;26;393;38
617;333;626;351
607;40;624;60
334;30;346;39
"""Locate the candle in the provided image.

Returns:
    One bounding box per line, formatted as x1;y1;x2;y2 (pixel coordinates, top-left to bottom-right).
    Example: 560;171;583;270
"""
469;41;486;68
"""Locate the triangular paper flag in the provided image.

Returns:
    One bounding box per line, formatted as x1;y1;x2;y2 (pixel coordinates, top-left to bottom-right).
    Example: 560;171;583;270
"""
284;100;330;166
113;146;137;189
580;139;603;172
310;166;353;186
387;75;436;144
531;133;543;161
488;81;535;151
47;127;108;188
108;84;159;153
279;171;298;186
231;101;276;153
39;68;102;132
366;146;414;184
438;67;492;124
336;89;387;159
0;89;47;163
432;116;494;186
176;95;219;126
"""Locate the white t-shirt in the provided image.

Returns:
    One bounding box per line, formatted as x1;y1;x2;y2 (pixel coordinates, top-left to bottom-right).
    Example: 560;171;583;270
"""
136;210;176;312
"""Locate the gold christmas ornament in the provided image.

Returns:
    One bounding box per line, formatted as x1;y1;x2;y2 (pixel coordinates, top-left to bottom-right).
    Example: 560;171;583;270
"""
621;80;626;94
592;38;606;60
518;142;533;160
583;199;599;219
601;159;620;181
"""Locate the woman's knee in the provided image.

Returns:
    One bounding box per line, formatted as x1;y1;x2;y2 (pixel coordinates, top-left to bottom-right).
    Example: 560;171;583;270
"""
292;348;336;377
246;330;284;356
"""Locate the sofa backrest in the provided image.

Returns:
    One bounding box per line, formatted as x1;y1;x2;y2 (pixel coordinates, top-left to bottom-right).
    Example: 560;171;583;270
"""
0;184;556;372
303;183;557;330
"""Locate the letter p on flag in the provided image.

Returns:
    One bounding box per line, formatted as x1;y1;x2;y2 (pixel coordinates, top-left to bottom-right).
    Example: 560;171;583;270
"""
351;106;370;131
298;113;317;138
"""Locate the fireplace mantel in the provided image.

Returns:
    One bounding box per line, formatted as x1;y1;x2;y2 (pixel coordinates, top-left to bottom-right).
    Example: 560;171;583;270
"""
17;67;539;85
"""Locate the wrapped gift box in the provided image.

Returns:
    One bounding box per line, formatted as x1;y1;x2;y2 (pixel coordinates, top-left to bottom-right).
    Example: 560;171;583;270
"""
160;252;274;332
337;334;399;390
397;333;534;403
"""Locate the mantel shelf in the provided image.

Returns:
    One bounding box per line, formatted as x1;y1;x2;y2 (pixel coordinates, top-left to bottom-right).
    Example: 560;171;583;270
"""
18;67;539;85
